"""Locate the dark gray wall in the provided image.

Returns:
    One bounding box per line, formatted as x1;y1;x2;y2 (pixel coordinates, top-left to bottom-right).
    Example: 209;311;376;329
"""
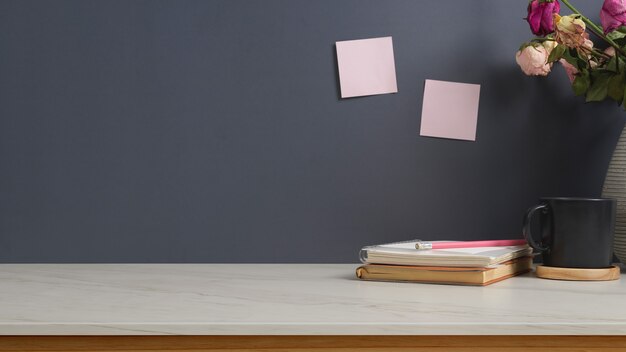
0;0;623;263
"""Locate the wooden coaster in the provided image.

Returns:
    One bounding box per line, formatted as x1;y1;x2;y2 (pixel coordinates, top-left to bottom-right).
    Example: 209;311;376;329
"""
536;265;621;281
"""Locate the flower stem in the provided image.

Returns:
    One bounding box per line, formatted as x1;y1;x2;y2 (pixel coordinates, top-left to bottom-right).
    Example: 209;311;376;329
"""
560;0;626;56
588;47;612;59
561;0;604;36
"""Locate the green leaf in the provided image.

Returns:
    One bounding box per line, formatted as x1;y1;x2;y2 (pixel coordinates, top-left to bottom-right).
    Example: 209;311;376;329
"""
547;44;566;64
608;30;626;41
608;73;625;104
614;38;626;47
586;72;611;102
614;56;626;73
575;50;590;70
572;71;590;96
606;56;620;73
560;48;577;67
603;54;626;73
518;42;533;52
609;27;626;47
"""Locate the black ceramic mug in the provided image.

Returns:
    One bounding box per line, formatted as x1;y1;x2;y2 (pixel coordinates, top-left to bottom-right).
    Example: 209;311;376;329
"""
523;197;616;268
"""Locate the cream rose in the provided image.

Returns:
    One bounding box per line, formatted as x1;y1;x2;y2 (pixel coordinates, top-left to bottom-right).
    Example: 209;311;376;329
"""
516;44;553;76
555;14;588;48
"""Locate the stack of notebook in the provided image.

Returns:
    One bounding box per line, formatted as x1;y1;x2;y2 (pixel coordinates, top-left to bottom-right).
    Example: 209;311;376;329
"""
356;240;533;286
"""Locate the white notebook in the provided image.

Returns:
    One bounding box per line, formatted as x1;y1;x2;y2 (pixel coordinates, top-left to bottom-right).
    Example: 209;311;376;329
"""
360;240;533;267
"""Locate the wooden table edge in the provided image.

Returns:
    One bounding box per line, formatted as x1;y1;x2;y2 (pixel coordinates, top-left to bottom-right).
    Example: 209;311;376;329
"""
1;335;626;351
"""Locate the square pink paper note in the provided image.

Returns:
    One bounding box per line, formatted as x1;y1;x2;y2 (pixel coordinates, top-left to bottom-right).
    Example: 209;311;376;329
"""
336;36;398;98
419;79;481;141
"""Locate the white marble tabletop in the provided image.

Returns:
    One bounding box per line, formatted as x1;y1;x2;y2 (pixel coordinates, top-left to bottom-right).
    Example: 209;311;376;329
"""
0;264;625;335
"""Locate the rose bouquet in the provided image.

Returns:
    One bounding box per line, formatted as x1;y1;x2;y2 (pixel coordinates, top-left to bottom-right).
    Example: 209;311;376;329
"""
516;0;626;106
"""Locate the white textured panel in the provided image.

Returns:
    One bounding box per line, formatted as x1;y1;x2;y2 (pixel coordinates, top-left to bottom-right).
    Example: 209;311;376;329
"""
602;127;626;261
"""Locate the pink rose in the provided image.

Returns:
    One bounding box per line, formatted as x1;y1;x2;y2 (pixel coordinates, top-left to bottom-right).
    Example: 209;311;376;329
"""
559;59;578;83
516;45;552;76
527;0;561;36
601;0;626;34
605;46;617;56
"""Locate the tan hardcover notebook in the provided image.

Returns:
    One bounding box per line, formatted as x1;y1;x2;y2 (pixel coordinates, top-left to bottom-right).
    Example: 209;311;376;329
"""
356;256;533;286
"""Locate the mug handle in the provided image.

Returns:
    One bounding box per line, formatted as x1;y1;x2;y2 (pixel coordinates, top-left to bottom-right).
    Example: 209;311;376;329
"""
523;204;550;252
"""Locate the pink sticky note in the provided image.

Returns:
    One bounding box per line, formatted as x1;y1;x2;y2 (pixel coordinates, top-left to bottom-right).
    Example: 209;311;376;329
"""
419;79;481;141
336;36;398;98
